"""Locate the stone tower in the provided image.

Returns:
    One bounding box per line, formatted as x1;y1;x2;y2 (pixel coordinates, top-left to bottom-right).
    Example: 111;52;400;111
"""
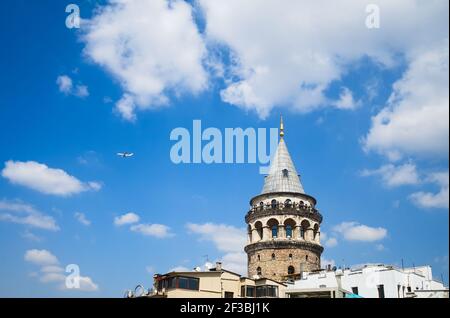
244;117;323;282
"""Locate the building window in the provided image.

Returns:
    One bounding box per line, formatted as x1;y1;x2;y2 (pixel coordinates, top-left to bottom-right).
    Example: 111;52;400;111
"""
271;225;278;238
246;286;255;297
352;287;359;295
377;285;385;298
257;254;261;261
282;169;289;177
271;199;278;209
177;277;199;291
285;225;293;238
305;255;308;261
256;285;278;298
284;199;292;208
300;227;305;239
224;291;234;298
288;266;295;275
271;253;276;260
289;254;293;260
257;267;262;276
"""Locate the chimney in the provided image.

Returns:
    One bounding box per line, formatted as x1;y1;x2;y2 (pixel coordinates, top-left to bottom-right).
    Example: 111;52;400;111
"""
215;262;222;271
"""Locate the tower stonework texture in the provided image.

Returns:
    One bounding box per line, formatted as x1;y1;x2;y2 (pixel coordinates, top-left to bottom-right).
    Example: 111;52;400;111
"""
244;118;324;282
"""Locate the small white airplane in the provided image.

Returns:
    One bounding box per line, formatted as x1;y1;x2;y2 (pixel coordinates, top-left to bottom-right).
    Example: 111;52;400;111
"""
117;152;134;158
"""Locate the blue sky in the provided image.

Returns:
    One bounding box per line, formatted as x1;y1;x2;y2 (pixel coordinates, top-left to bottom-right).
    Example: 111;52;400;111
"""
0;0;448;297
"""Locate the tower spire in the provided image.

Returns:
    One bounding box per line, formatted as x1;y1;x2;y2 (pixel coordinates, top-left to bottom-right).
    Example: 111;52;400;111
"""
280;115;284;139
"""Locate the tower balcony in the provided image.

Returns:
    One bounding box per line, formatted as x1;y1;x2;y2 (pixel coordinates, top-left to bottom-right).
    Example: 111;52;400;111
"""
245;201;323;224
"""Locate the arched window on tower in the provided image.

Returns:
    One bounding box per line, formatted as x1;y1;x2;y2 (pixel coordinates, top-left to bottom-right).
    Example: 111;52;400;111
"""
257;267;262;276
267;219;279;238
289;254;293;261
271;199;278;209
254;221;263;241
284;219;296;238
271;253;276;260
300;220;310;240
284;199;292;208
257;254;261;261
288;266;295;275
285;225;293;238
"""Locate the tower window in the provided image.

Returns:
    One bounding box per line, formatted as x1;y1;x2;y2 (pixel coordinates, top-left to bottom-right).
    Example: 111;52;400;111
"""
257;267;262;276
284;199;292;208
257;254;261;261
271;253;276;260
285;225;293;238
282;169;289;177
289;254;293;260
300;227;305;239
271;199;278;209
288;266;295;275
305;255;308;261
271;225;278;238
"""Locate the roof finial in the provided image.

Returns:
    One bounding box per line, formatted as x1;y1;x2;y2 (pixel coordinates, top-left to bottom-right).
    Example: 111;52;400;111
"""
280;115;285;139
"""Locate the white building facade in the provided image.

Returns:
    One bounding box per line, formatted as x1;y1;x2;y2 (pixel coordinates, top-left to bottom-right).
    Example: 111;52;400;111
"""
286;264;448;298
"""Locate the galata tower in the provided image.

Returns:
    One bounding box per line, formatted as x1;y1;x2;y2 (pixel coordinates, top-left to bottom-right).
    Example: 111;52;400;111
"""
244;117;324;282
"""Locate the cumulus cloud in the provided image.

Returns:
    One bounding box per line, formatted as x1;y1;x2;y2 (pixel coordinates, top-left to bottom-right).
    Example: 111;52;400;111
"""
186;223;246;253
56;75;89;98
1;161;101;196
360;162;420;187
82;0;207;121
0;199;59;231
24;249;59;266
333;221;387;242
410;171;449;209
186;222;247;275
199;0;448;118
130;223;174;238
25;249;99;292
114;212;140;226
324;237;338;248
74;212;91;226
363;42;449;161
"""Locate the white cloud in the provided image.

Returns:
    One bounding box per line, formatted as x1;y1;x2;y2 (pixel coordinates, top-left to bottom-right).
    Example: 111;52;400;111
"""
410;171;449;209
186;223;247;275
360;163;420;187
75;276;99;292
114;212;140;226
82;0;207;121
56;75;73;94
221;252;247;275
333;87;360;110
186;223;246;253
324;237;338;248
24;249;59;266
25;249;99;292
0;199;59;231
199;0;448;118
363;41;449;160
2;160;101;196
130;223;174;238
74;212;91;226
333;221;387;242
56;75;89;98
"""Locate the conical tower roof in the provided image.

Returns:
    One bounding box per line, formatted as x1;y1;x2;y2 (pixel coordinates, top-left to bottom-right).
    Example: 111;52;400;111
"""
261;117;305;194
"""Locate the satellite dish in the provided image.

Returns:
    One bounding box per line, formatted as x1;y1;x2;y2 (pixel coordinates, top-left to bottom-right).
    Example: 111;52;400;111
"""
204;262;213;270
124;290;134;298
134;285;146;297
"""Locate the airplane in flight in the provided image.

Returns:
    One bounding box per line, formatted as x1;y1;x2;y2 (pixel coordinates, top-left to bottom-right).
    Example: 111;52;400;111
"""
117;152;134;158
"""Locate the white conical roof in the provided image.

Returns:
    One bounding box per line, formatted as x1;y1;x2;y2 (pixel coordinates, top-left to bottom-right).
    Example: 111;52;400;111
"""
261;138;305;194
